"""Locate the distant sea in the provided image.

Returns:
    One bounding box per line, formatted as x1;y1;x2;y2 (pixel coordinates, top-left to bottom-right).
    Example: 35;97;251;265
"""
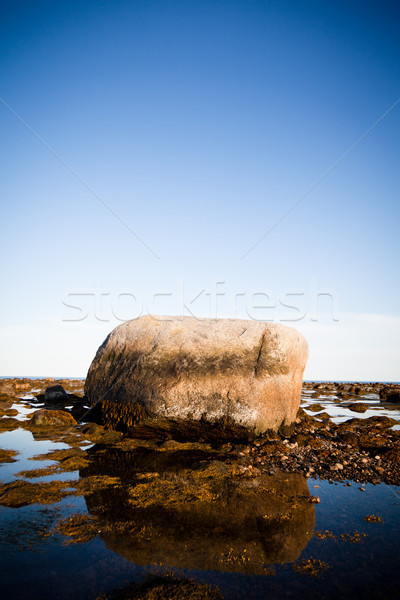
0;375;85;380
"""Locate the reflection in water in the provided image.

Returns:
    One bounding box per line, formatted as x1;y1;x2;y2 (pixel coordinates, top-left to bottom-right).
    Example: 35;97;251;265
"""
80;445;315;574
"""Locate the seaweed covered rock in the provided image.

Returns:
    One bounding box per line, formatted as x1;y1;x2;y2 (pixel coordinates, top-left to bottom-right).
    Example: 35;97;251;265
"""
380;385;400;403
0;382;15;398
85;316;308;434
29;409;77;428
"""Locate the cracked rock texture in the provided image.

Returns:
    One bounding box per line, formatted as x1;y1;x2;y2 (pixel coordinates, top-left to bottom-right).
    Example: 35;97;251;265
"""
85;316;308;434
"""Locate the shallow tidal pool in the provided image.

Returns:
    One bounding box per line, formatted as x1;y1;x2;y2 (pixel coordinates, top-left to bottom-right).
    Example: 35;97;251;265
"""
0;382;399;599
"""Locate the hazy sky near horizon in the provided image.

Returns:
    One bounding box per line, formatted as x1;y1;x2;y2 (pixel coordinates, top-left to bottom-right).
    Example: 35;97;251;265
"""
1;0;399;380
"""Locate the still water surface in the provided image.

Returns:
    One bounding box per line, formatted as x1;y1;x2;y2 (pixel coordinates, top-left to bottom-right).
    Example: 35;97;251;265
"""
0;390;399;599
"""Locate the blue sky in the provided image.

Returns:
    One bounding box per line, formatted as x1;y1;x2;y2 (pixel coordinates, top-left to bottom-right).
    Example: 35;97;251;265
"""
1;0;399;380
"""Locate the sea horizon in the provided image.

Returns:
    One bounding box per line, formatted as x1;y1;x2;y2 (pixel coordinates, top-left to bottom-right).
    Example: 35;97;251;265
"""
1;375;399;385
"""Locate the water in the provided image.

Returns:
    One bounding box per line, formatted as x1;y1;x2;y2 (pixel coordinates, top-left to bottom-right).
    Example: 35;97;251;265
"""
301;388;400;425
1;384;399;599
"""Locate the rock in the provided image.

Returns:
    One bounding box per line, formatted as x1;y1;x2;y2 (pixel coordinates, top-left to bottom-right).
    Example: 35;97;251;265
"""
0;417;20;432
85;316;308;434
0;449;18;464
79;422;104;436
317;412;330;421
380;386;400;403
384;447;400;462
307;403;324;412
29;409;77;427
0;480;70;508
347;402;369;413
16;382;30;391
0;382;15;397
44;385;69;403
0;397;14;410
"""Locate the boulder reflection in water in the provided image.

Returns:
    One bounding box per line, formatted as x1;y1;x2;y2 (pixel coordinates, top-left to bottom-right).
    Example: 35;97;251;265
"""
80;444;316;574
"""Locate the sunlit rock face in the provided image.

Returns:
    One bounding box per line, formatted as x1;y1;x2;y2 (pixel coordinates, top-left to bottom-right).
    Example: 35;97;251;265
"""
81;445;316;574
85;316;308;434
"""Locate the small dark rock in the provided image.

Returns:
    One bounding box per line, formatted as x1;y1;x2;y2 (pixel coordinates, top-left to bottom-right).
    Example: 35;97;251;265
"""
380;386;400;403
44;385;69;403
317;412;330;421
307;403;324;412
347;402;369;413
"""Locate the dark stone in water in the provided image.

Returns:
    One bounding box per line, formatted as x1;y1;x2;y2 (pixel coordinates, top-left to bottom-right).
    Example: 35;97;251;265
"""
347;402;369;413
380;385;400;403
44;385;69;403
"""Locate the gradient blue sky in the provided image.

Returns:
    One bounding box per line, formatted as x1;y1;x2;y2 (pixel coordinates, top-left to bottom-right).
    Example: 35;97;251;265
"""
1;0;399;380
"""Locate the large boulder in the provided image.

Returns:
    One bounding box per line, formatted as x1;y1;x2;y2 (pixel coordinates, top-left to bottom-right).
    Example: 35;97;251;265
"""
85;316;308;434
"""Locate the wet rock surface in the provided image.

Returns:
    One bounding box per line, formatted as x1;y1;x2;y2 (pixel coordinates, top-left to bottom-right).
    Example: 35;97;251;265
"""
0;448;18;464
1;378;399;487
29;409;77;428
253;409;400;485
380;385;400;403
44;384;69;403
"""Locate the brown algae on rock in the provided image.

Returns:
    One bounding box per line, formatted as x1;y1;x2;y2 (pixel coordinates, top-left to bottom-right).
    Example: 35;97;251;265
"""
0;417;21;432
339;531;367;543
97;574;223;600
293;558;330;576
16;454;89;479
364;515;384;523
30;447;87;463
0;449;18;463
0;480;73;508
53;513;99;545
28;409;77;428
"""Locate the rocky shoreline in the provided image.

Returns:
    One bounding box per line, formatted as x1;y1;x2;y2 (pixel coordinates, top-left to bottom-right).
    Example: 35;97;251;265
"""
236;406;400;486
0;378;399;598
0;378;399;488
